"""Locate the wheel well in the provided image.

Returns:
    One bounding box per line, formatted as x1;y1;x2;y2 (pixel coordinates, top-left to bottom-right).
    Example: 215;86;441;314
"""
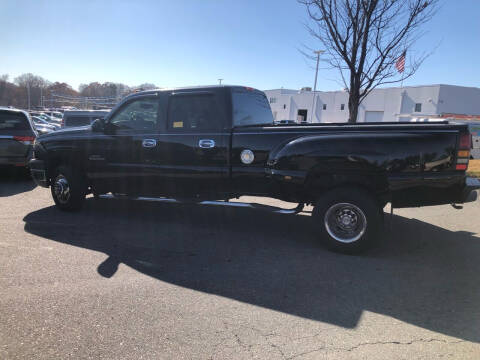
47;156;86;183
304;172;388;206
322;184;379;201
306;182;387;208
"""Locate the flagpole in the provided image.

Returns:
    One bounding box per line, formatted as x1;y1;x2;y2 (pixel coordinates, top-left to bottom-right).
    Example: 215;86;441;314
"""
400;49;406;89
396;49;406;121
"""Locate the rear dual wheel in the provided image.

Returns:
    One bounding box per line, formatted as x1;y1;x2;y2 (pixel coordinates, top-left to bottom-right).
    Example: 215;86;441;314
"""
313;188;382;254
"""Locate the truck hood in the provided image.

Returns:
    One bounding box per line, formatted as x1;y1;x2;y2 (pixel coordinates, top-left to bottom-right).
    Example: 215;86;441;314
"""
37;125;92;140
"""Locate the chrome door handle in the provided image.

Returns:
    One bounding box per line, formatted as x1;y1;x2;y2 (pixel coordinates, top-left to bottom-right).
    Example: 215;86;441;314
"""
198;139;215;148
142;139;157;148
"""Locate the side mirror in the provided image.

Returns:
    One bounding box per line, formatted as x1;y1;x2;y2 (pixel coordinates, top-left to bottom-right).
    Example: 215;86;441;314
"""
91;118;105;132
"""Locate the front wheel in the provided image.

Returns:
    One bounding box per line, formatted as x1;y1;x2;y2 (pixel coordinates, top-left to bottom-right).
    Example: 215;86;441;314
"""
51;165;86;211
313;188;382;254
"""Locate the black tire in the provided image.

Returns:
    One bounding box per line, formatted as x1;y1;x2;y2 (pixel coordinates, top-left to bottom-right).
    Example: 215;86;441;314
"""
312;187;382;254
50;165;87;211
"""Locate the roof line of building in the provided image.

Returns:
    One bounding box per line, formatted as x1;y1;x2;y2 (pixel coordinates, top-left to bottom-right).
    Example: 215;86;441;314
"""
265;84;480;93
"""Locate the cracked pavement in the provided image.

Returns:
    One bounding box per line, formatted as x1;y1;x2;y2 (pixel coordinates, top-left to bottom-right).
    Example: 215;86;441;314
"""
1;176;480;359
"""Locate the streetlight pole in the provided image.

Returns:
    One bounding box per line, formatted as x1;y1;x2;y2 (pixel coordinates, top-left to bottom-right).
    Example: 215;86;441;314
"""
27;82;31;110
310;50;325;123
218;78;223;85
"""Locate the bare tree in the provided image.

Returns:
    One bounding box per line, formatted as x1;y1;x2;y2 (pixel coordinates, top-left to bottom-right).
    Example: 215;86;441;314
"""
300;0;439;123
14;73;51;108
136;83;157;91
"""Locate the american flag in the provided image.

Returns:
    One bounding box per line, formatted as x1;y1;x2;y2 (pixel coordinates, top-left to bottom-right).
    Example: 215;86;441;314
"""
395;51;406;73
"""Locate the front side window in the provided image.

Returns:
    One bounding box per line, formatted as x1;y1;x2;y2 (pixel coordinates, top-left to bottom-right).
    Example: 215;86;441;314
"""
110;97;159;131
232;88;273;126
168;94;222;131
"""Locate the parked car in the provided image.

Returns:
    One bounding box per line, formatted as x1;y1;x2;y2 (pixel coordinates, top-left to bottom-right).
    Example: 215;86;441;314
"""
29;112;62;127
44;111;63;120
32;117;57;135
62;110;110;128
34;125;55;135
0;107;36;168
32;116;60;130
29;86;479;253
274;120;297;125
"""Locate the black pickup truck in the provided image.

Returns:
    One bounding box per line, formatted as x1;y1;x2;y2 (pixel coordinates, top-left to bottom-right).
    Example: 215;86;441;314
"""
29;85;479;252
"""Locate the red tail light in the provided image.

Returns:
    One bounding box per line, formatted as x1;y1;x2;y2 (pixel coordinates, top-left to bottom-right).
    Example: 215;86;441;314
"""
459;133;472;149
13;136;35;145
456;133;472;171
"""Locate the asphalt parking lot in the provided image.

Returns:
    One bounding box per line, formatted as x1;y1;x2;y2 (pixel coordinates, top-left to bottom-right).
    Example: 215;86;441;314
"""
1;172;480;359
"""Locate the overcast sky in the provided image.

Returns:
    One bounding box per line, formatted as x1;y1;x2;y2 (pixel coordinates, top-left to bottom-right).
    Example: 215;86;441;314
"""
2;0;479;91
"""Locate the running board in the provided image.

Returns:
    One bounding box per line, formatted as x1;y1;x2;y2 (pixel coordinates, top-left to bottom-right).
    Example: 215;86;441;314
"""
98;194;305;215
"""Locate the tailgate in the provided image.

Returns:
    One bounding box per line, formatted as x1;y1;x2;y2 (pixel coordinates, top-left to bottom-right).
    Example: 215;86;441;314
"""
0;135;31;158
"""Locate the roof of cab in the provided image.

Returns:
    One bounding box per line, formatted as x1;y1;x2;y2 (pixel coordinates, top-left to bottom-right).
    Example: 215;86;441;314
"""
124;85;260;100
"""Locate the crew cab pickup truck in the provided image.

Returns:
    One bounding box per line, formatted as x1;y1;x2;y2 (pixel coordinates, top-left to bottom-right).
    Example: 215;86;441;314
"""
29;85;480;253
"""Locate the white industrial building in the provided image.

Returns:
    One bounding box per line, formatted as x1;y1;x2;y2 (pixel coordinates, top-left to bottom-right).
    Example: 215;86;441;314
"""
264;84;480;123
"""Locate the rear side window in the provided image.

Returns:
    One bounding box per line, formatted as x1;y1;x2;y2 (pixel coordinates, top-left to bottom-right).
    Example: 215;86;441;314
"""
168;94;222;131
0;112;30;130
65;116;92;127
232;88;273;126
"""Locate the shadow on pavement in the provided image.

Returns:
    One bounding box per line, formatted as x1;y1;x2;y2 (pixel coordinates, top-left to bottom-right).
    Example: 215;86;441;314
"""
23;198;480;342
0;168;36;197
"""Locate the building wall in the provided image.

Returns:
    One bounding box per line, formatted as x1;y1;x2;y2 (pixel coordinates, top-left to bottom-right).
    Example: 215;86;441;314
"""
265;84;480;123
437;85;480;116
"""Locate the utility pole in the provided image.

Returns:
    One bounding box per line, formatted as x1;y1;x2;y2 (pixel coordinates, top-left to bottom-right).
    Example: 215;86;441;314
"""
218;78;223;85
27;82;31;110
310;50;325;123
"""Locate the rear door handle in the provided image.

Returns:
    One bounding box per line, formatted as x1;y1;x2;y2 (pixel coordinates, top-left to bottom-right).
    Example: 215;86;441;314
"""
142;139;157;148
198;139;215;148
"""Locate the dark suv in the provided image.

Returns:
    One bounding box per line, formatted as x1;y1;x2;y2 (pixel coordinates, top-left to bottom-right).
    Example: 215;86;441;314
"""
0;107;36;168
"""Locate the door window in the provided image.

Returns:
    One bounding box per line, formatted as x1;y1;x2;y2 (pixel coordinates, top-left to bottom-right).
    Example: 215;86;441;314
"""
110;97;159;131
168;94;222;131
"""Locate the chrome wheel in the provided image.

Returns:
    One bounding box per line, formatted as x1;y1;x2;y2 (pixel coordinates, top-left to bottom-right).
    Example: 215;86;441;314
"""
324;202;367;243
53;175;71;204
